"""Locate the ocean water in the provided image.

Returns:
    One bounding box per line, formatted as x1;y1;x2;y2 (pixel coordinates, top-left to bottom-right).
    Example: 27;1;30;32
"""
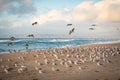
0;38;120;53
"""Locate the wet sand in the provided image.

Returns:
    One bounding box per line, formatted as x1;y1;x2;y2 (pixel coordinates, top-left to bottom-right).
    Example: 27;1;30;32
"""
0;43;120;80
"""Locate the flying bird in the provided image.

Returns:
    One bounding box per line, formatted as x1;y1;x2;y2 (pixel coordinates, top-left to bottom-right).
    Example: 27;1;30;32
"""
67;24;72;26
89;24;96;30
71;28;75;32
32;22;38;25
69;30;72;35
91;24;96;26
69;28;75;35
27;34;34;38
89;28;95;30
10;37;16;41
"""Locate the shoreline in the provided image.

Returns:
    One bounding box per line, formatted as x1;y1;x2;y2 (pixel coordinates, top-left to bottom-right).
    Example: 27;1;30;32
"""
0;41;120;54
0;42;120;80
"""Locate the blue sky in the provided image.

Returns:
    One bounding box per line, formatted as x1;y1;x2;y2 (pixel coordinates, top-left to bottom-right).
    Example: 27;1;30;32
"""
0;0;120;38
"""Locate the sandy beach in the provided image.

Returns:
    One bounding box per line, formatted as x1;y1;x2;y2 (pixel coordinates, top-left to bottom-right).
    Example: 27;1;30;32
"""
0;42;120;80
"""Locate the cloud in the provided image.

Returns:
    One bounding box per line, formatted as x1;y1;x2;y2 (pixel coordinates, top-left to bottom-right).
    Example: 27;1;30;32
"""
95;0;120;22
31;0;120;25
72;0;120;23
0;0;15;11
72;1;95;22
0;0;36;15
31;9;72;25
0;16;29;29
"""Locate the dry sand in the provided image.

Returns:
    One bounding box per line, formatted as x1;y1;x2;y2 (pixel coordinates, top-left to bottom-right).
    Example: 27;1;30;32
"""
0;43;120;80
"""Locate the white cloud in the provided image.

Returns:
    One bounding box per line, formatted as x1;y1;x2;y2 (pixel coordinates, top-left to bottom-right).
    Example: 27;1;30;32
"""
31;9;72;25
72;1;95;22
31;0;120;25
72;0;120;23
95;0;120;22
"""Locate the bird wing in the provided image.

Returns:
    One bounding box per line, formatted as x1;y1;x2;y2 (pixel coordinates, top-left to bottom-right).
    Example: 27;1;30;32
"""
71;28;75;32
67;24;72;26
69;30;72;35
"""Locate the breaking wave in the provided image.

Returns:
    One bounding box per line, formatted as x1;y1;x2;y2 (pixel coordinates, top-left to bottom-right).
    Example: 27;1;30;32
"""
0;38;120;53
0;40;9;43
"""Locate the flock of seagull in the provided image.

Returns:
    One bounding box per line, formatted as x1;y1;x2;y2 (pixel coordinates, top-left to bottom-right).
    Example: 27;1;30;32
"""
31;21;97;36
0;44;120;74
1;21;119;78
7;22;96;47
7;21;119;47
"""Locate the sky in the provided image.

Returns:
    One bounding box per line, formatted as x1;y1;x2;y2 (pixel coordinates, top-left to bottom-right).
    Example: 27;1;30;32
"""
0;0;120;38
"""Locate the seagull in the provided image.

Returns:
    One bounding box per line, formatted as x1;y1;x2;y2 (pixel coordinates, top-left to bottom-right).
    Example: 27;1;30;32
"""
89;28;95;30
67;24;72;26
10;37;16;41
32;22;38;25
69;28;75;35
91;24;96;26
27;34;34;38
